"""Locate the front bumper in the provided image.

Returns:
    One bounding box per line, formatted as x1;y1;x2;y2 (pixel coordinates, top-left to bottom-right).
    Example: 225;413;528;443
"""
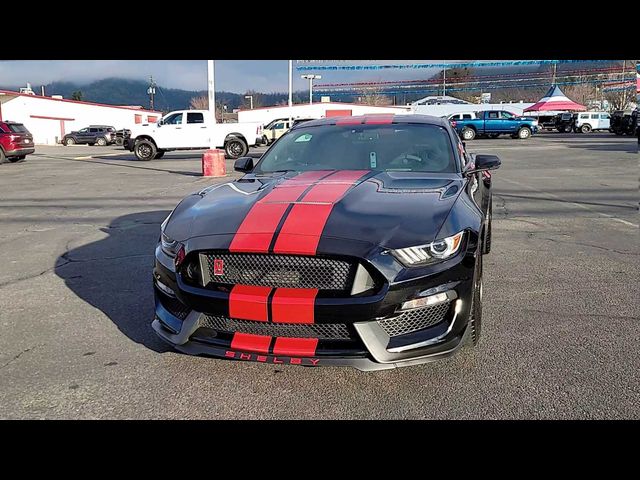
151;239;478;371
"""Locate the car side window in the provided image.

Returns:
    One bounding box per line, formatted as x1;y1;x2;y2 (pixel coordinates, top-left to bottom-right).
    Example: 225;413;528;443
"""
591;114;599;119
89;128;98;133
601;114;610;119
187;112;204;124
488;112;499;119
462;114;471;119
164;113;183;125
451;115;460;120
273;123;284;129
79;128;88;133
580;114;589;119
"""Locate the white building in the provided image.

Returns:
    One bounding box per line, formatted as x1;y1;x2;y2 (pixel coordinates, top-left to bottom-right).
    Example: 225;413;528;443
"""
238;102;412;125
0;89;162;145
411;95;535;117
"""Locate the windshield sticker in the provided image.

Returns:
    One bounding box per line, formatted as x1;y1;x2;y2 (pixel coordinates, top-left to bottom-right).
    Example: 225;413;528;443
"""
295;134;313;142
369;152;377;168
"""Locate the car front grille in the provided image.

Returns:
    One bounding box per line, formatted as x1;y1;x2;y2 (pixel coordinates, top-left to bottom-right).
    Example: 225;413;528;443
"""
200;315;353;340
200;252;357;291
377;301;451;337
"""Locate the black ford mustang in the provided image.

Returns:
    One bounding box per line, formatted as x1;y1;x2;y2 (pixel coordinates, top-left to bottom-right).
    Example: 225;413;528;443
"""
152;114;500;370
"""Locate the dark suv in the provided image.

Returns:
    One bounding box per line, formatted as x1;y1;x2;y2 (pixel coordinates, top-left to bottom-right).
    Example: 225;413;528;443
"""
610;109;638;136
62;125;116;146
0;121;35;164
554;112;576;133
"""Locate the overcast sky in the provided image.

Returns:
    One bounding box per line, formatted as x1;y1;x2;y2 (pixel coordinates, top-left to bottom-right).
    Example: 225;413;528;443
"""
0;60;442;93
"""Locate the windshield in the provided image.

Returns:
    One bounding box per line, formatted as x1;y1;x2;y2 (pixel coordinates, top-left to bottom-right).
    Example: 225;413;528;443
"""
255;123;458;174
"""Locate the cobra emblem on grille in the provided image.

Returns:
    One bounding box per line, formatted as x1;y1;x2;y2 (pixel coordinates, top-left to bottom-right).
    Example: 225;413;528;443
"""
213;259;224;275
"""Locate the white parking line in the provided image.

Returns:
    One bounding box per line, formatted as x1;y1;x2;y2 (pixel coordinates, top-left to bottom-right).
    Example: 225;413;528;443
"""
73;153;130;160
500;177;639;228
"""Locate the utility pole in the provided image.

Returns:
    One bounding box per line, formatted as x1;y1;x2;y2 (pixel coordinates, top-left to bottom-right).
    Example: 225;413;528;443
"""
552;62;557;84
621;60;627;109
147;76;157;110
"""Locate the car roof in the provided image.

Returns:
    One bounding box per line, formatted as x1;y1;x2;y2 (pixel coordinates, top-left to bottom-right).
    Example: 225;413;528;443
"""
292;114;450;129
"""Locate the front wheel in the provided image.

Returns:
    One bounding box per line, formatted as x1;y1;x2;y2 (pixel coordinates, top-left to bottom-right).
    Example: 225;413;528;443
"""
461;127;476;141
517;127;532;139
0;149;6;164
96;137;107;146
225;138;248;159
134;139;157;161
580;124;592;133
64;137;75;146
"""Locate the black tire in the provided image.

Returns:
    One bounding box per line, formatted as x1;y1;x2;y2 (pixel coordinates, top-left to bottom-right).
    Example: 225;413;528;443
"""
134;139;157;161
461;127;476;141
9;155;26;163
0;148;6;164
225;137;248;159
154;150;165;159
64;137;75;146
467;254;483;347
483;198;492;255
489;133;500;138
96;137;107;146
517;126;532;139
580;124;592;134
614;130;624;136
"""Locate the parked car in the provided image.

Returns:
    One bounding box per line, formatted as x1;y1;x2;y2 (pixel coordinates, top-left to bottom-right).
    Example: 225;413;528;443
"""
263;119;291;144
114;128;131;146
554;112;577;133
0;121;35;163
152;114;501;370
62;125;116;146
125;110;264;160
610;109;638;136
574;112;611;133
451;110;539;140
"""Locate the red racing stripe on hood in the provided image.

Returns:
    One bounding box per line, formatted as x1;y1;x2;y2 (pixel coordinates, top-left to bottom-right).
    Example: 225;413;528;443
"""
273;170;369;255
229;171;333;253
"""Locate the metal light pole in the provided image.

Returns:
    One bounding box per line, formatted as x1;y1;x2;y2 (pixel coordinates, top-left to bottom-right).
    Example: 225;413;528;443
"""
207;60;216;123
301;74;321;104
442;68;446;97
244;95;253;109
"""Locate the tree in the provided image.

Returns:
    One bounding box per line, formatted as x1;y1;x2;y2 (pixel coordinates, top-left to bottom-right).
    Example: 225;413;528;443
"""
71;90;83;101
189;95;208;110
603;87;635;111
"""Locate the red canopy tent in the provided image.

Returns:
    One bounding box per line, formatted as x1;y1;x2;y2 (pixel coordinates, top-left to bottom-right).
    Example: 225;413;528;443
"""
524;85;586;112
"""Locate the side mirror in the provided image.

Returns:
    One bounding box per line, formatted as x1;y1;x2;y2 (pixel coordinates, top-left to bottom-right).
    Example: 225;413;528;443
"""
234;156;254;173
465;154;501;175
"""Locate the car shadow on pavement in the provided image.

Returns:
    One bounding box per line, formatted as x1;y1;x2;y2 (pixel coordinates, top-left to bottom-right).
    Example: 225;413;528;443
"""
55;210;173;353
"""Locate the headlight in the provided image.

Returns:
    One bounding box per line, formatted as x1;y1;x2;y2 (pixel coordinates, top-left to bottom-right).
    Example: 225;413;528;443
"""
391;231;464;267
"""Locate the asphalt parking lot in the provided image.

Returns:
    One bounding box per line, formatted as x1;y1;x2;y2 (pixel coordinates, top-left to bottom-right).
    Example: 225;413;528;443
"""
0;133;638;419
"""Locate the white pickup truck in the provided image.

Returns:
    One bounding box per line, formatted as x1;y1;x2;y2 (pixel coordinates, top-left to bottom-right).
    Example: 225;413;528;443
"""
125;109;264;160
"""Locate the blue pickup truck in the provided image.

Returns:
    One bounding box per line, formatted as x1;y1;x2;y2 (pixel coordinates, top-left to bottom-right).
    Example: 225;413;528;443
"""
449;110;539;140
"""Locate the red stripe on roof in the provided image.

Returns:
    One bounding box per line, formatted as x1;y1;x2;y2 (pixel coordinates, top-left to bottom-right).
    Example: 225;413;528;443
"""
364;114;394;124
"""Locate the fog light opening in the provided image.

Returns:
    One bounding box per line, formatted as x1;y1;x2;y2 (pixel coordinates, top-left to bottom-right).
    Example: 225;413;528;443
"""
156;279;176;297
401;291;451;311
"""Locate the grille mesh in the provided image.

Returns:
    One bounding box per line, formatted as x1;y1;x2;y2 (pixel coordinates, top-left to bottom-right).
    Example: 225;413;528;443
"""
202;252;356;291
200;315;352;340
377;301;451;337
160;295;191;320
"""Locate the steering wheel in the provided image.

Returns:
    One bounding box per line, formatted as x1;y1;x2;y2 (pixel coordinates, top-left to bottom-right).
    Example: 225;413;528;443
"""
388;153;424;168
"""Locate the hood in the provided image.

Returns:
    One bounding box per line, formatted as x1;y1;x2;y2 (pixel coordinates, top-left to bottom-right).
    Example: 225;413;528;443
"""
166;170;464;253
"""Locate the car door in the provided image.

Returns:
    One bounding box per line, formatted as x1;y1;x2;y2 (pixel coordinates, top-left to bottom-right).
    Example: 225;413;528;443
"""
499;111;519;133
600;113;610;130
185;112;207;147
158;112;184;148
271;121;285;141
484;111;501;133
88;127;100;143
75;128;90;143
